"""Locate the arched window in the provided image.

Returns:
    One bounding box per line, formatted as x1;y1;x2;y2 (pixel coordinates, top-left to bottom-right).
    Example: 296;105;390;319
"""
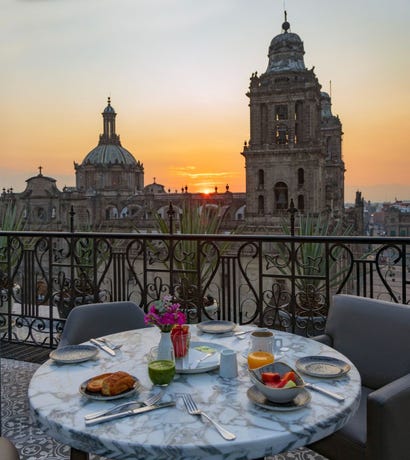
258;169;264;189
298;168;304;185
258;195;265;215
274;182;288;210
297;194;304;211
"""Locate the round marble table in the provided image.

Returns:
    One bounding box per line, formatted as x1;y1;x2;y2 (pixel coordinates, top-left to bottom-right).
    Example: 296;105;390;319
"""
28;326;361;460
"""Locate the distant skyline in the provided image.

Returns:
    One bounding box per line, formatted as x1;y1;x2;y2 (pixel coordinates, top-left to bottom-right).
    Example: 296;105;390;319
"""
3;0;410;203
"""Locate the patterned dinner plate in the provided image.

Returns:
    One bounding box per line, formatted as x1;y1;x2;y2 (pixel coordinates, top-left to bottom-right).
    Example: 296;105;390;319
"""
247;385;311;411
49;345;98;364
295;356;351;378
79;375;140;400
197;320;236;334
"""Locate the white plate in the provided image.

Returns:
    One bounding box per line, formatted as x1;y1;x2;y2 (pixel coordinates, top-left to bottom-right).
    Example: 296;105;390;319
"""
49;345;98;364
79;375;140;400
295;356;351;378
175;341;228;374
197;320;236;334
247;385;311;411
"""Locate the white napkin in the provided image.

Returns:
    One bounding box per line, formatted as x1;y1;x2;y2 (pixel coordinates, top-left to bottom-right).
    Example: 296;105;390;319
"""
178;347;219;370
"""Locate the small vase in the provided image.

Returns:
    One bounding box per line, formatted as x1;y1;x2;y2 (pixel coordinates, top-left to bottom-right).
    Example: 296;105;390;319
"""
157;331;175;361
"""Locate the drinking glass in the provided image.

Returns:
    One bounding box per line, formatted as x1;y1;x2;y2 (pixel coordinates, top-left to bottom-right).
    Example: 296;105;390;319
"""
171;325;190;358
247;330;275;369
147;346;176;386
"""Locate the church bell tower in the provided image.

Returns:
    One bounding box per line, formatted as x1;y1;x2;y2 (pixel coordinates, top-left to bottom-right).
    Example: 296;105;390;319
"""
241;13;344;227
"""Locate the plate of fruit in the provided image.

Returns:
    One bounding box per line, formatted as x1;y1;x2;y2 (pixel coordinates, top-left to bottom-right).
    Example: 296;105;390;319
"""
249;362;305;403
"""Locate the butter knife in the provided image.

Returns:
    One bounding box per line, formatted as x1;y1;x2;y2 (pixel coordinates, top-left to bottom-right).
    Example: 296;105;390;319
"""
305;383;345;402
85;401;175;426
90;338;116;356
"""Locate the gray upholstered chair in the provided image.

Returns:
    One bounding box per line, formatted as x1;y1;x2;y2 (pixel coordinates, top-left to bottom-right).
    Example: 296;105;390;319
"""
309;294;410;460
58;301;148;347
58;301;148;460
0;437;20;460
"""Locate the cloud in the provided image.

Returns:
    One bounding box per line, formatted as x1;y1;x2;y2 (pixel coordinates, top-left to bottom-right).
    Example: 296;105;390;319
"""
170;166;236;179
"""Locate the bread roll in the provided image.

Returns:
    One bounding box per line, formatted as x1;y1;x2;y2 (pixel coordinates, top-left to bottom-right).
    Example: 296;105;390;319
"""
101;371;136;396
86;373;113;393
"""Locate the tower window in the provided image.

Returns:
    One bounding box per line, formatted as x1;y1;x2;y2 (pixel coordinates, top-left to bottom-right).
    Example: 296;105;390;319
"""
297;195;305;211
274;182;288;210
261;104;268;144
298;168;304;186
258;169;265;189
275;105;288;120
275;124;289;145
258;195;265;215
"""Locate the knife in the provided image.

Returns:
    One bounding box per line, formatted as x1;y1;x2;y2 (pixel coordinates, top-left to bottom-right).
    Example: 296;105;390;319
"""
85;401;176;426
305;383;345;402
90;338;116;356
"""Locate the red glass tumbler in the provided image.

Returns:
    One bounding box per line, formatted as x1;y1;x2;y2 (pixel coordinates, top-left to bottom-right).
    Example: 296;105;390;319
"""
171;325;190;358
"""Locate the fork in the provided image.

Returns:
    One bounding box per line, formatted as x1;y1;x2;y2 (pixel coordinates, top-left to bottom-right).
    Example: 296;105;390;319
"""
181;393;236;441
84;390;164;420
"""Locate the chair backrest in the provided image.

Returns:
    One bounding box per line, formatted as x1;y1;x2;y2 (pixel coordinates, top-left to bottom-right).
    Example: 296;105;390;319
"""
58;301;148;347
325;294;410;389
0;437;20;460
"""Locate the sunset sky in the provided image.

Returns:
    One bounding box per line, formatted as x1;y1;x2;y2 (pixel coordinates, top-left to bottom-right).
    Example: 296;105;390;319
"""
3;0;410;202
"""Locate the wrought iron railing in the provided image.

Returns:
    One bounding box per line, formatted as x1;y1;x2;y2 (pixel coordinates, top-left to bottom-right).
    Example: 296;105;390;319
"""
0;230;409;348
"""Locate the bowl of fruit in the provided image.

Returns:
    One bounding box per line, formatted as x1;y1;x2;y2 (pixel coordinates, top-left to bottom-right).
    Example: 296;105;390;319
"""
249;361;305;403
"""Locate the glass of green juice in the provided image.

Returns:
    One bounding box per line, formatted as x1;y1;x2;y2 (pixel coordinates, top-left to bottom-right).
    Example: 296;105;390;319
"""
147;346;176;386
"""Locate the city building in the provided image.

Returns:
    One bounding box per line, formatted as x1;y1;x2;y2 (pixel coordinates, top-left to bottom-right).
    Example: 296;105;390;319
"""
2;15;360;235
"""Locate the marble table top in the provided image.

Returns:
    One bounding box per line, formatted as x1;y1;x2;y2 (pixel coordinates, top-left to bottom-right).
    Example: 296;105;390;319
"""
28;326;361;460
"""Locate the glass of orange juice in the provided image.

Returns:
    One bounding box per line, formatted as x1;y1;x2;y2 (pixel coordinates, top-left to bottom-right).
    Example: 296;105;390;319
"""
247;351;274;369
247;330;275;369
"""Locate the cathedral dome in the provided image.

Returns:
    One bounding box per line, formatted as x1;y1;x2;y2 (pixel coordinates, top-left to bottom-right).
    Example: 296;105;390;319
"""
82;144;137;165
80;98;140;167
266;16;305;73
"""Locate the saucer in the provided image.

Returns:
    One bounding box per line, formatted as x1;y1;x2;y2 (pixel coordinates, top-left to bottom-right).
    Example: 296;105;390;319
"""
49;345;98;364
197;320;236;334
247;385;311;411
295;356;351;378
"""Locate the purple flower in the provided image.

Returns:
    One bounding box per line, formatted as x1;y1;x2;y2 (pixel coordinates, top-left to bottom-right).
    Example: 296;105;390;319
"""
144;296;187;331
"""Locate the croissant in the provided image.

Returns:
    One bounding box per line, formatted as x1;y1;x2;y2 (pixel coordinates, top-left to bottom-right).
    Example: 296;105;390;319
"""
86;373;114;393
101;371;136;396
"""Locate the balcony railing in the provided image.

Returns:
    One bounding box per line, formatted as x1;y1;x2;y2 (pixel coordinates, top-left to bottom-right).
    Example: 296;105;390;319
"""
0;229;409;348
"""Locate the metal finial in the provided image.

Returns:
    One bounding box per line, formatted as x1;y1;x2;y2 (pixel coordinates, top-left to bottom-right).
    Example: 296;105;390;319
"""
282;10;290;32
107;96;111;105
69;206;75;233
167;202;175;234
288;198;298;236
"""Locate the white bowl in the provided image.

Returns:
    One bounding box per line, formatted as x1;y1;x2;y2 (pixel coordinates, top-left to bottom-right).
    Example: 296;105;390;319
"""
249;362;305;403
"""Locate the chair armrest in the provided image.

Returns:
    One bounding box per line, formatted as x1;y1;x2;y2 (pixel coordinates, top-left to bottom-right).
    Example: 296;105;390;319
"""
312;334;333;346
367;373;410;460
